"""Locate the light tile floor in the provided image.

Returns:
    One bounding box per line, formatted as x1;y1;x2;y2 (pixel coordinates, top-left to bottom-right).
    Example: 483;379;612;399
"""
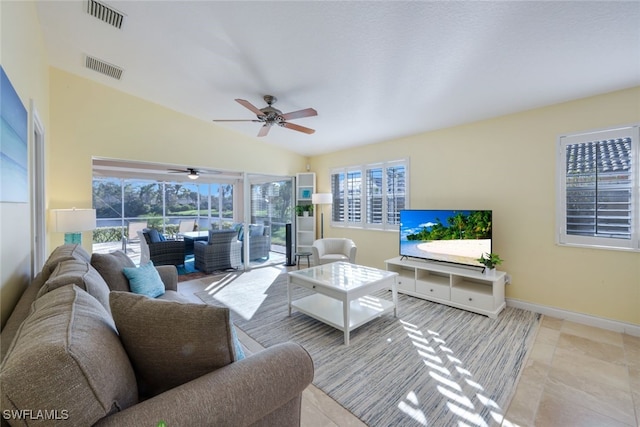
178;270;640;427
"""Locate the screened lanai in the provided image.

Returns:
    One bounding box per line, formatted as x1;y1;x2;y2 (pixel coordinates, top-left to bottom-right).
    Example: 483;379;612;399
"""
91;158;294;270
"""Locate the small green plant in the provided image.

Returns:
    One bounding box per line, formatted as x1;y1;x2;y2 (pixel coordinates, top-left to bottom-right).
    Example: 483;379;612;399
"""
295;204;313;216
476;253;503;269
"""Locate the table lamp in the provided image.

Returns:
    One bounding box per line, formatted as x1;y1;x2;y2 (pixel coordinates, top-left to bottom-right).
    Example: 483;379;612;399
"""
50;208;96;244
311;193;332;238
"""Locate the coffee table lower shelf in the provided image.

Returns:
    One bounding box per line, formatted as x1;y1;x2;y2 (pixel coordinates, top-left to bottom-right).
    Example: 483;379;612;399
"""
290;293;396;343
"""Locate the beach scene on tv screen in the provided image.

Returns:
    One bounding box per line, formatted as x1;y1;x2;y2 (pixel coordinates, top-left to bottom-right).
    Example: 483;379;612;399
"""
400;210;492;266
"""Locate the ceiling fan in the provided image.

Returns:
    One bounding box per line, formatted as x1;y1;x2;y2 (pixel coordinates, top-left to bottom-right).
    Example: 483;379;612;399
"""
167;167;219;180
213;95;317;137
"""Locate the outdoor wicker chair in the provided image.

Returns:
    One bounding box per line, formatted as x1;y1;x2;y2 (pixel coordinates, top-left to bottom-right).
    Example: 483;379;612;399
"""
194;230;241;273
140;229;186;267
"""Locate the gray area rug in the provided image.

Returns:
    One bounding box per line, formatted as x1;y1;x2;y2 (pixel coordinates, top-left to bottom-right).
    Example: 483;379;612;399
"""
195;270;540;427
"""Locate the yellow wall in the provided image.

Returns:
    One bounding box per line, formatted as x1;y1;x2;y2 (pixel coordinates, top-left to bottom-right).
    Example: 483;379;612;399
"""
48;68;309;251
0;1;50;328
1;3;637;329
311;87;640;325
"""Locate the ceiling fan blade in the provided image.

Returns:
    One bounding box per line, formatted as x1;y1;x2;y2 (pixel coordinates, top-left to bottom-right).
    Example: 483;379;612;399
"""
167;168;188;173
235;99;265;117
212;119;261;122
281;122;315;134
257;124;271;137
279;108;318;121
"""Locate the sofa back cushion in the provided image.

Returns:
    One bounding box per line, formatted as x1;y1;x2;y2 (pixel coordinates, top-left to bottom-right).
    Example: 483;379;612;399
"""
110;291;242;398
91;251;136;292
37;259;112;314
0;285;138;426
41;244;91;282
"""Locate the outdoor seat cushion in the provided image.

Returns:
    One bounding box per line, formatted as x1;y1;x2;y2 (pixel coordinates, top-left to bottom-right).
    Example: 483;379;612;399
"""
37;258;112;314
110;292;244;398
0;285;138;426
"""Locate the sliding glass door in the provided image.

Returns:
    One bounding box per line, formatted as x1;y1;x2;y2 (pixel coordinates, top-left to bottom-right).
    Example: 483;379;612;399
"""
246;175;295;267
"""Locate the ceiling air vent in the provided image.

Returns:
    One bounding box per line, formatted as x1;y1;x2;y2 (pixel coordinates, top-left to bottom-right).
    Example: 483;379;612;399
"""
85;55;124;80
86;0;125;29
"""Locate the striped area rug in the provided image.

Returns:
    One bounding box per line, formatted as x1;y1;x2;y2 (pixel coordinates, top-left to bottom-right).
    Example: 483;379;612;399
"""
196;271;540;427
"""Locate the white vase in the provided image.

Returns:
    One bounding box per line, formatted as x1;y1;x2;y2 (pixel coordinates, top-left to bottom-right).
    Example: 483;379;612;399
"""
483;267;496;276
303;211;309;217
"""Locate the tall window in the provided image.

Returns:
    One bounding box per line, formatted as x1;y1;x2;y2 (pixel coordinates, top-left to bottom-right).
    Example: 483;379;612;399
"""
557;124;639;251
92;176;235;239
331;160;408;230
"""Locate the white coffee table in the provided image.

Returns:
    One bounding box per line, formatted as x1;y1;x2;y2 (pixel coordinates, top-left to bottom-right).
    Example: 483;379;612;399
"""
287;262;398;345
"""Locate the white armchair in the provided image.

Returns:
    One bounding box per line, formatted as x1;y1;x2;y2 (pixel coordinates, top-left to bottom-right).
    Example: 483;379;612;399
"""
311;238;357;265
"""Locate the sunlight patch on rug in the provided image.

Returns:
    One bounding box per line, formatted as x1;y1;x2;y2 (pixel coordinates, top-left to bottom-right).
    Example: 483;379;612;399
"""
195;272;540;426
198;266;285;321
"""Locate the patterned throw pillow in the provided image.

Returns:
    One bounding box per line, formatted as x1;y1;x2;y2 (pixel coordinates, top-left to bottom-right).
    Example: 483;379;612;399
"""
122;262;165;298
109;292;245;398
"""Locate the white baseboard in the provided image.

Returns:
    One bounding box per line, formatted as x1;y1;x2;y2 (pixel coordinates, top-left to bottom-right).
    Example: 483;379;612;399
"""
506;298;640;337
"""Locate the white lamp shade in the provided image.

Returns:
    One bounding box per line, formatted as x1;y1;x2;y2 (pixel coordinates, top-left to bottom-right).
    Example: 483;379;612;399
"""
50;208;96;233
312;193;333;205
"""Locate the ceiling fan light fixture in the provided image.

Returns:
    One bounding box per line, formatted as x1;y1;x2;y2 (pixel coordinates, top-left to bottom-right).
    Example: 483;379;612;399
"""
187;171;199;180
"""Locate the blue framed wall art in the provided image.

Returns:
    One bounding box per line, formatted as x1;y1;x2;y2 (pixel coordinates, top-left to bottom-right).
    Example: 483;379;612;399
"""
0;65;28;203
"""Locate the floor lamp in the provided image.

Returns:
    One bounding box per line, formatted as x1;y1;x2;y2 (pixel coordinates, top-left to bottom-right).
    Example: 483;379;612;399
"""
311;193;332;238
50;208;96;244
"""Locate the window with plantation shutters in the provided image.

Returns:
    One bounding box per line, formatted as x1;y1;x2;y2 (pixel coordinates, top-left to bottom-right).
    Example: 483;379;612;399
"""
331;159;408;230
558;125;639;251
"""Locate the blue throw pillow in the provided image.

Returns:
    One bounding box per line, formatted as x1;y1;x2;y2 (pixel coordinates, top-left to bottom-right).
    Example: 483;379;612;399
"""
122;262;165;298
230;324;245;360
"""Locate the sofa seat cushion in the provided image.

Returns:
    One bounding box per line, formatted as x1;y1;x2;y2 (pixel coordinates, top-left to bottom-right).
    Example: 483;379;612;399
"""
109;292;244;398
156;290;192;303
36;259;112;314
0;285;138;426
91;251;136;292
41;244;92;282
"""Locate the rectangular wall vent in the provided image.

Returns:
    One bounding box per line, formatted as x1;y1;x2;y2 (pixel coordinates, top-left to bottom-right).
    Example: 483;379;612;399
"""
86;0;125;29
85;55;124;80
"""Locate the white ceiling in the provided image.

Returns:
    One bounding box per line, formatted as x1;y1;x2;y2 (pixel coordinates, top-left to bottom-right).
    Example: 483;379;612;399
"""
35;1;640;157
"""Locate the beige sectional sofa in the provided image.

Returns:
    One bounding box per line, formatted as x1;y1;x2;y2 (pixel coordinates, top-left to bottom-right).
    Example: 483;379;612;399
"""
0;245;313;426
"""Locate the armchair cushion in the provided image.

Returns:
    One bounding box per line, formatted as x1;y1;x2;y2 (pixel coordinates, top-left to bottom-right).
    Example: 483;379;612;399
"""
122;261;165;298
249;224;264;237
145;228;164;243
109;292;244;398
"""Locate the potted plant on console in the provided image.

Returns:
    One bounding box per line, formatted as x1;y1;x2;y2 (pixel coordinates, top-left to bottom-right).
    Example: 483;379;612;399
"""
477;253;503;275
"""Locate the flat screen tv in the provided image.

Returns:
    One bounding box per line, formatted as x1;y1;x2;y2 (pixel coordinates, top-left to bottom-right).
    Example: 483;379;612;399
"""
399;209;492;267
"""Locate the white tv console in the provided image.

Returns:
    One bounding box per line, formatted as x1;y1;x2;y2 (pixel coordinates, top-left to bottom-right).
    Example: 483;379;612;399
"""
385;256;506;318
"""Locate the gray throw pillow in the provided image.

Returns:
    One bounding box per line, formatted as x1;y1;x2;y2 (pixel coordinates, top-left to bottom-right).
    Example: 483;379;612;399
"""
109;292;244;398
91;251;136;292
0;285;138;426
